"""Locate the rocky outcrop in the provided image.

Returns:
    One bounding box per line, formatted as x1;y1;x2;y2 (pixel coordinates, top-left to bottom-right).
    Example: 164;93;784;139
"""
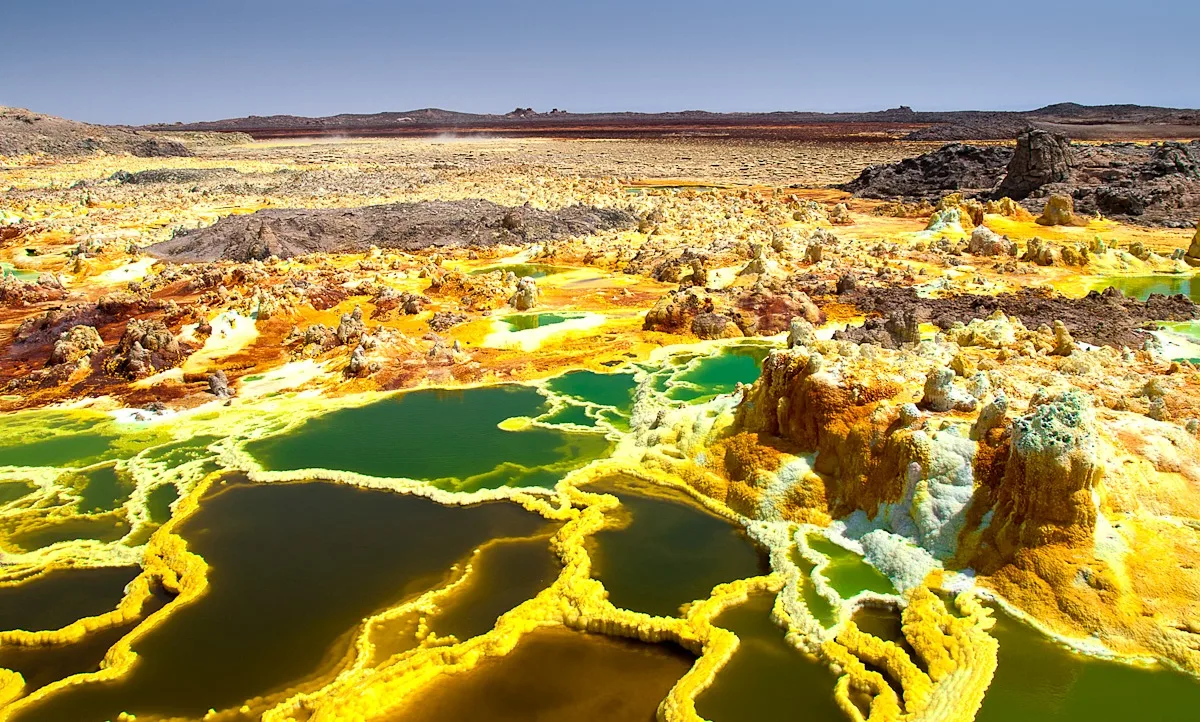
1036;194;1080;226
107;319;184;378
995;128;1073;200
832;310;920;348
920;368;977;412
966;226;1016;257
982;388;1103;556
0;106;193;158
335;307;366;345
48;325;103;366
508;276;539;311
1187;220;1200;267
644;288;714;334
838;144;1013;199
690;312;742;339
207;370;233;398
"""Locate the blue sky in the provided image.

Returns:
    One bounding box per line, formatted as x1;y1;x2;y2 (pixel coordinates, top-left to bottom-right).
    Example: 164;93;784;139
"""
3;0;1196;124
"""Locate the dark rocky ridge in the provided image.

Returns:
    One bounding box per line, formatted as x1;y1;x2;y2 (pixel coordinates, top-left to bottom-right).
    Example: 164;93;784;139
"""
838;144;1014;199
840;129;1200;226
146;199;638;262
841;285;1198;349
1;107;192;158
145;103;1200;143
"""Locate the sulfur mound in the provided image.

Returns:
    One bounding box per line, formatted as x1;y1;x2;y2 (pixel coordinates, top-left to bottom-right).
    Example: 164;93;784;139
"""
984;388;1102;556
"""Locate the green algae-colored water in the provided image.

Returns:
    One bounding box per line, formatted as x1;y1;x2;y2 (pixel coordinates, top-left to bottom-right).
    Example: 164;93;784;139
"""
0;263;40;282
69;465;133;514
540;402;595;427
14;479;552;722
429;534;560;643
586;476;767;618
696;593;843;721
546;369;637;414
390;627;695;722
0;411;171;469
502;311;584;331
145;484;179;525
10;513;131;553
0;479;37;505
806;535;897;598
246;385;611;491
1092;274;1200;302
977;608;1200;721
141;435;218;466
0;588;171;695
664;345;768;402
0;566;139;633
788;545;839;628
542;369;638;430
468;263;566;279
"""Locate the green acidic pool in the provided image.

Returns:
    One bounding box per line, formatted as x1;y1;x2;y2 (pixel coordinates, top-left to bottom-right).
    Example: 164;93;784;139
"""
586;476;767;618
245;385;612;491
695;593;843;721
467;263;567;279
69;465;134;514
389;627;694;722
146;484;179;525
13;479;551;722
540;403;595;427
0;588;170;695
976;607;1200;721
428;534;560;643
10;513;131;553
1091;275;1200;302
664;345;768;402
502;312;584;331
789;545;839;628
0;566;140;633
546;370;637;414
806;535;897;599
0;411;171;469
0;480;37;505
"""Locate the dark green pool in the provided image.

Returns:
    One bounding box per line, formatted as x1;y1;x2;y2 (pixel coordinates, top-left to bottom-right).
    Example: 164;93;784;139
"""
468;263;567;279
664;345;769;402
429;534;560;643
1091;275;1200;302
0;566;140;633
69;465;134;514
389;627;694;722
502;312;584;331
246;385;612;491
13;479;552;722
977;607;1200;721
695;593;843;721
586;476;767;618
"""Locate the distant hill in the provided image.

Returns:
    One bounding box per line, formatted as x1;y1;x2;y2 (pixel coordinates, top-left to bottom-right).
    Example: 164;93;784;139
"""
144;103;1200;142
0;106;192;157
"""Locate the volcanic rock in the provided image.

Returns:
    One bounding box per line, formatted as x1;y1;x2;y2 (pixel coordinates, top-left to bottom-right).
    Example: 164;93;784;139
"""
995;128;1074;200
146;200;637;263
